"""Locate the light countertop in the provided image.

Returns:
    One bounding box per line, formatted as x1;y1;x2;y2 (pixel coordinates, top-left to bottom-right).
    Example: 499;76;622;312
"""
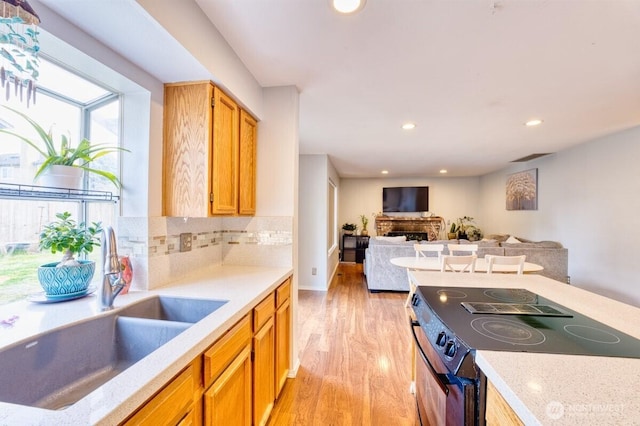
409;271;640;426
0;265;293;426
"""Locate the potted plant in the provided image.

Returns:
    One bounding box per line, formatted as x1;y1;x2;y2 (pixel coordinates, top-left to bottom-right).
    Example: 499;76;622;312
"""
448;222;459;240
456;216;482;241
342;223;357;235
0;105;129;189
359;214;369;236
37;212;103;296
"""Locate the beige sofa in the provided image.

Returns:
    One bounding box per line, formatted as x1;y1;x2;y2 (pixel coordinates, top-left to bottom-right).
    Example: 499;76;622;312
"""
363;235;568;292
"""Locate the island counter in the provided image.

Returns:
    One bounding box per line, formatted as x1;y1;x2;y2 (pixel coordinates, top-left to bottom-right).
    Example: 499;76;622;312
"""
409;271;640;425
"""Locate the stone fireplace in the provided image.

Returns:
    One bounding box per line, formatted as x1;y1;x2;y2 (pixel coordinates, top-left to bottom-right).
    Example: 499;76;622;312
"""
375;216;444;241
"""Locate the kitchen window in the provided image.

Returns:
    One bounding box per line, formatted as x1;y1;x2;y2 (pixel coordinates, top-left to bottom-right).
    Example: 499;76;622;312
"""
0;57;122;306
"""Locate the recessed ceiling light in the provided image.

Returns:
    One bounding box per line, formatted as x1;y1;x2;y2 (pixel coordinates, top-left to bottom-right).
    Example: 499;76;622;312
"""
439;169;448;174
525;119;543;127
332;0;366;14
402;122;416;130
381;170;389;175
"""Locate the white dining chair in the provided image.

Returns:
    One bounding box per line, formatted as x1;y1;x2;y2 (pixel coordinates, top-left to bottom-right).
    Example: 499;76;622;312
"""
404;244;446;307
486;255;526;275
447;243;478;256
441;254;477;273
414;243;445;259
404;244;445;307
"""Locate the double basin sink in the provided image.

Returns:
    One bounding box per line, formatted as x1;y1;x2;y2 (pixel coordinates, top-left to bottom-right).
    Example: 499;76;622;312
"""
0;296;228;410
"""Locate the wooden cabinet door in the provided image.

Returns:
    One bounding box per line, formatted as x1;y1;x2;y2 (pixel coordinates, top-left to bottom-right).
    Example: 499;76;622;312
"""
163;81;213;217
486;380;524;425
238;109;257;215
211;86;239;215
122;361;200;426
203;344;252;426
275;297;290;398
253;316;275;426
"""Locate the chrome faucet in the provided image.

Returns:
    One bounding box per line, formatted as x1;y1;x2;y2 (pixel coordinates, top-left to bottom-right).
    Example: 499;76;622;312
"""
100;226;125;311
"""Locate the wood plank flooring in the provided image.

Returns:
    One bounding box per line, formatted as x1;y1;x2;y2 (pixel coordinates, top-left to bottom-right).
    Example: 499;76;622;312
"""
268;263;418;426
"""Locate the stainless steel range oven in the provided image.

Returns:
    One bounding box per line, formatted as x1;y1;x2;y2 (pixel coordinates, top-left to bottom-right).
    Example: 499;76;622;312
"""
410;286;640;426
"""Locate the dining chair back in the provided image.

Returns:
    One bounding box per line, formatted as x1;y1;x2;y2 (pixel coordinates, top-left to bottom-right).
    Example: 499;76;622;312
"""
414;243;445;260
486;255;526;275
447;243;478;256
441;254;477;273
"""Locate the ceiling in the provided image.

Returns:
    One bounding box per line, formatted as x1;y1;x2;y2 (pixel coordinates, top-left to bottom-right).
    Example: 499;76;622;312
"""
36;0;640;178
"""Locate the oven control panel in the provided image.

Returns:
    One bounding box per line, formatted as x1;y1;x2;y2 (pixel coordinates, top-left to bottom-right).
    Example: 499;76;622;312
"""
412;293;476;378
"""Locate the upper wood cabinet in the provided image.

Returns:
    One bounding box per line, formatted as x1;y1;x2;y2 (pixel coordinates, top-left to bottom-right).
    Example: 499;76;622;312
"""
238;109;257;215
163;81;256;217
163;81;213;217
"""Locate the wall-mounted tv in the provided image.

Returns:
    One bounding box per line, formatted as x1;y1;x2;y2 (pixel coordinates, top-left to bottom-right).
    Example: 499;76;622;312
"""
383;186;429;213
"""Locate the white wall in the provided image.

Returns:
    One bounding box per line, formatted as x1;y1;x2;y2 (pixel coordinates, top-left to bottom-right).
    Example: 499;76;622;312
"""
327;160;340;285
257;87;299;216
339;177;482;237
299;155;329;290
136;0;264;118
479;126;640;307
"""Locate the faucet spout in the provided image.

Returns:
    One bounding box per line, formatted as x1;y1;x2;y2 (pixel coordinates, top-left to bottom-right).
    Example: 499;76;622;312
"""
100;226;125;311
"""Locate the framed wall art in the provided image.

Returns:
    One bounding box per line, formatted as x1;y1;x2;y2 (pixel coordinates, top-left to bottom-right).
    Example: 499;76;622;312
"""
506;168;538;210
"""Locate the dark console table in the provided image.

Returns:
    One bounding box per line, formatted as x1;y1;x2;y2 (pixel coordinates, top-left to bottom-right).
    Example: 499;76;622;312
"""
341;234;369;263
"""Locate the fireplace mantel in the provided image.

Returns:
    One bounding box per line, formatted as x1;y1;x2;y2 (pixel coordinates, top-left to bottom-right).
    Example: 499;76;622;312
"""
375;216;444;241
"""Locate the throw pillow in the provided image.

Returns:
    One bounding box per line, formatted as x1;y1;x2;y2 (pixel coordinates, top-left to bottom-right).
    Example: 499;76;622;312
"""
505;235;521;244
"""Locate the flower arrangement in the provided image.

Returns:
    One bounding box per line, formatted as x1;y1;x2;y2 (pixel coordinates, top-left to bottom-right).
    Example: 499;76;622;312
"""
456;216;482;241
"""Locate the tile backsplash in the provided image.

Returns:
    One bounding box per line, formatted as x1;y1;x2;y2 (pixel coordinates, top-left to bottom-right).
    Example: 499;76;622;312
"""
117;216;293;290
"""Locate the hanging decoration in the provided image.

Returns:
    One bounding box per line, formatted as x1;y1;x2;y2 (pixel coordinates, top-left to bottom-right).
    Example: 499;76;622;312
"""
0;0;40;106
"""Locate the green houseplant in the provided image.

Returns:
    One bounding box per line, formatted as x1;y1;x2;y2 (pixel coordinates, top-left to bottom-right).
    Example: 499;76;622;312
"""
37;212;102;295
359;214;369;236
0;105;129;188
342;223;357;235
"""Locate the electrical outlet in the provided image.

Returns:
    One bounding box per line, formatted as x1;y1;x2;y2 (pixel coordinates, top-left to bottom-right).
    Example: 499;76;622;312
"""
180;233;192;252
312;267;317;275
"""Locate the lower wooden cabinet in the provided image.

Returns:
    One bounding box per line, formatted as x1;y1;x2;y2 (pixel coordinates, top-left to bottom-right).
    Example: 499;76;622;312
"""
485;380;524;426
275;278;291;398
121;359;200;426
253;294;276;426
203;344;252;426
122;275;293;426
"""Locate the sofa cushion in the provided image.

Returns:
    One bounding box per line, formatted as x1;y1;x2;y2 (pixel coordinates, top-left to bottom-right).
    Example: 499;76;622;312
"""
501;241;563;249
374;235;407;243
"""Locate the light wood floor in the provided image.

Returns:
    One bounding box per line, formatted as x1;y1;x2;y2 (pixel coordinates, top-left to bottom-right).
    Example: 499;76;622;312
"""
268;263;418;426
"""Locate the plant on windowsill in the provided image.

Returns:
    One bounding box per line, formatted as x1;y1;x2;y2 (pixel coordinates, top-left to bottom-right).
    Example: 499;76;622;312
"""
37;211;102;296
0;105;129;189
342;223;357;235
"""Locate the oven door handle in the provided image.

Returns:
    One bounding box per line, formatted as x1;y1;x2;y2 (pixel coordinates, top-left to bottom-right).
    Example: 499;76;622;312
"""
410;319;450;396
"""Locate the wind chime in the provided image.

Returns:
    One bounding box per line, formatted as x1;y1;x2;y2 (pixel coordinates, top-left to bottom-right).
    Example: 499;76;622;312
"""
0;0;40;106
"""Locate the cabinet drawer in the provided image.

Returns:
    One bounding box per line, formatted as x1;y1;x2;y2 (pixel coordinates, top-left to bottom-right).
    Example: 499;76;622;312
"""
122;361;199;426
253;293;275;331
276;277;291;307
203;314;252;389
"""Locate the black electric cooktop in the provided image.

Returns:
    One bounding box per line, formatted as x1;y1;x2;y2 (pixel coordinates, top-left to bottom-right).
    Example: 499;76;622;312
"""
416;287;640;358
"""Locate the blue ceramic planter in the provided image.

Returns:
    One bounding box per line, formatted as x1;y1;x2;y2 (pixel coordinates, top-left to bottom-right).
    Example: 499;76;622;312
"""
37;260;96;295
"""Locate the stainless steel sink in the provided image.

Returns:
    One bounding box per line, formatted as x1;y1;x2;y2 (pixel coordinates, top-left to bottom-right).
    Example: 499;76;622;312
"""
0;296;228;410
118;295;228;323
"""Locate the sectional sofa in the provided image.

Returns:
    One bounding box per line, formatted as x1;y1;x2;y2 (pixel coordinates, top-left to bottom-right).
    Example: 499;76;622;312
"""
363;235;568;292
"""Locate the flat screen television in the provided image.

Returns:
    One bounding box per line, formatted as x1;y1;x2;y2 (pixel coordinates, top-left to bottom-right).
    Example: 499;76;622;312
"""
383;186;429;213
